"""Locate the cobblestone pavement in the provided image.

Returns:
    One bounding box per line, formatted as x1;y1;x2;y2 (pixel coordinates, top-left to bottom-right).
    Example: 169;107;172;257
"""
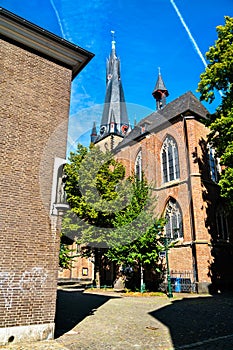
1;290;233;350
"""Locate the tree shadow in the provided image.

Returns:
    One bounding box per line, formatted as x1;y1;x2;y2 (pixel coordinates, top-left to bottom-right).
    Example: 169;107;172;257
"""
150;294;233;348
192;138;233;293
54;290;119;338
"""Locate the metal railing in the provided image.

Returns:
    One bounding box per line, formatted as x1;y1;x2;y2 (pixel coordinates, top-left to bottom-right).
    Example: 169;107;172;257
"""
159;270;196;293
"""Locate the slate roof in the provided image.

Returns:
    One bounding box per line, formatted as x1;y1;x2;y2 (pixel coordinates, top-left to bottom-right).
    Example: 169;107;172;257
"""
99;42;129;130
152;73;169;96
114;91;209;152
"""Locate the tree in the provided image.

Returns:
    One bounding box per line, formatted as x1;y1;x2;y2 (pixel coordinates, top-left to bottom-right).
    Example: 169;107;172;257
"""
197;16;233;207
106;178;165;268
61;144;167;290
59;233;76;269
62;144;131;246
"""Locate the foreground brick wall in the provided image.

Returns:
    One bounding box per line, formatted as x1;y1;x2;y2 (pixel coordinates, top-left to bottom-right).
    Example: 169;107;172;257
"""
0;39;71;330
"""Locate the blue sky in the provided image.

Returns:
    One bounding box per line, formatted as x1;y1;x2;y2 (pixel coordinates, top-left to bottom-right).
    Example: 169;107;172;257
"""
2;0;232;152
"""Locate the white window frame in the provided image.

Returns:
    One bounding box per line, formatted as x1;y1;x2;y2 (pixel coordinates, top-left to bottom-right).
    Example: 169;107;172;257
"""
135;150;142;181
161;136;180;183
208;145;219;182
165;199;183;240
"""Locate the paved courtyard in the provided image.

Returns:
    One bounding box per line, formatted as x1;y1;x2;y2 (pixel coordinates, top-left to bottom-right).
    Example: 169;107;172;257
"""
1;289;233;349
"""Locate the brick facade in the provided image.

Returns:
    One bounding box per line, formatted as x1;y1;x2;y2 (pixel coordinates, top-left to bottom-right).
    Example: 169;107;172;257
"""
0;8;93;345
114;109;233;293
58;242;93;282
1;37;70;327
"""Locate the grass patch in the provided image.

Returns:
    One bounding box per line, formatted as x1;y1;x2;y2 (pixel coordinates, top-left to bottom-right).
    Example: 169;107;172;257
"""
123;289;166;297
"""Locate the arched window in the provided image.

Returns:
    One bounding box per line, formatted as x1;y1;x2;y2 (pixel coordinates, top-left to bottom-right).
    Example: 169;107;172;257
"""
135;150;142;180
165;198;183;240
216;207;229;240
208;146;218;182
161;136;180;183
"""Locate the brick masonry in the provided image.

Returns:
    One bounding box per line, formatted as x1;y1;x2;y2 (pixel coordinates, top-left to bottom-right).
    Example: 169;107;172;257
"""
114;114;233;292
60;112;232;292
0;38;71;339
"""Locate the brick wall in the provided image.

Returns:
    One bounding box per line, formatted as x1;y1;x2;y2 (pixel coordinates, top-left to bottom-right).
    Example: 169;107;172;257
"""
58;242;93;281
0;39;71;333
115;116;215;288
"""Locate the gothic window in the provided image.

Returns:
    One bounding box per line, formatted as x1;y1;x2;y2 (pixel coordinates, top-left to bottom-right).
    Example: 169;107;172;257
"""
161;136;180;183
208;146;218;182
216;207;229;240
165;199;183;240
135;150;142;180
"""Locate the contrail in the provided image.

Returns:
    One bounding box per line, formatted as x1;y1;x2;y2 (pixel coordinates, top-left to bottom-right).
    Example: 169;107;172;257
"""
67;134;77;149
50;0;66;39
170;0;207;68
170;0;223;97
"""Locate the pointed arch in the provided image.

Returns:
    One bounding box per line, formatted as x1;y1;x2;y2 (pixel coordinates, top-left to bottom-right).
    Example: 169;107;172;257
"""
207;144;219;182
134;149;142;180
216;205;229;240
161;135;180;183
164;197;183;240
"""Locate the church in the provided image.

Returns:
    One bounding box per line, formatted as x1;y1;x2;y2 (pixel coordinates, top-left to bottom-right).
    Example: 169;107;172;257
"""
60;35;233;294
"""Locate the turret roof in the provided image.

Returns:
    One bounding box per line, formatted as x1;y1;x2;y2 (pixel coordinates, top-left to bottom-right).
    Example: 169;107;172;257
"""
152;72;169;97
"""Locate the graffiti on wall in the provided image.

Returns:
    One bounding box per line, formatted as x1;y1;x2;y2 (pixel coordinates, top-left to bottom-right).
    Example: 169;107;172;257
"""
0;268;47;308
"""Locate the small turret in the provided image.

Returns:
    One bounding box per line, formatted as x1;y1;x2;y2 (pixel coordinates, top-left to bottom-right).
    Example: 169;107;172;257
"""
90;121;97;143
152;68;169;110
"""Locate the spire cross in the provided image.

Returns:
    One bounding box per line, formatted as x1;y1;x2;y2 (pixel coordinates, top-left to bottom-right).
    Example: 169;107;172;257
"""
111;30;115;41
158;67;161;75
111;30;116;50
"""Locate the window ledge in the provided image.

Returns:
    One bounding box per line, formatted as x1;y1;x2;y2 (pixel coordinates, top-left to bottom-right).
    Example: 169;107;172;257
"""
160;179;180;189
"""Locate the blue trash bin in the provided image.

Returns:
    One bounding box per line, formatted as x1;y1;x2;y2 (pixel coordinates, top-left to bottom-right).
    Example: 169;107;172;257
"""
175;277;181;292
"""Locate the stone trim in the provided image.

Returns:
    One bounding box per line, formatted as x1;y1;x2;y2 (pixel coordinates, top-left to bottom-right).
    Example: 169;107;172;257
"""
0;323;54;345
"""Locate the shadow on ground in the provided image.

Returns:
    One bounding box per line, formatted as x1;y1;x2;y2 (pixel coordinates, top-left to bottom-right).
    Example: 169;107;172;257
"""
150;293;233;348
54;290;118;338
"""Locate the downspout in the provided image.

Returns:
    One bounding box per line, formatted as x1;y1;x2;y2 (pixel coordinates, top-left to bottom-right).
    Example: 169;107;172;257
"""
182;115;198;287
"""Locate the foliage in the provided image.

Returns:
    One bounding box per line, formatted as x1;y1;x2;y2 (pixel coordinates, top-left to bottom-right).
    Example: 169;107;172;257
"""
106;218;166;272
62;144;167;274
59;234;76;269
105;178;166;271
197;16;233;207
62;144;131;247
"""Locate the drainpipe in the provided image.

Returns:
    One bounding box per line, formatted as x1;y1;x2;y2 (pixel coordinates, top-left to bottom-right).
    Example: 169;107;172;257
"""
182;115;198;288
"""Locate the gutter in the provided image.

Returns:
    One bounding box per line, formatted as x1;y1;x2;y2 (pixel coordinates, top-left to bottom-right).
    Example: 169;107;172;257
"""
0;7;94;80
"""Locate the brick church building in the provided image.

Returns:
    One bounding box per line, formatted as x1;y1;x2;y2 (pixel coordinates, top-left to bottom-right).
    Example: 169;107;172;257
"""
60;34;233;294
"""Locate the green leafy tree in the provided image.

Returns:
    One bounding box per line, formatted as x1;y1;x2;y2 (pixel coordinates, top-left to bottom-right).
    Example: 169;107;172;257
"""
197;16;233;207
106;218;166;286
61;144;167;290
62;144;131;246
106;178;165;269
59;234;76;269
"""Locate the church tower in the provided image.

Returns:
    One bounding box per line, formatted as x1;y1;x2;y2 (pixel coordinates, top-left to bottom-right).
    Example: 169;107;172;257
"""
152;69;169;110
93;31;129;150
